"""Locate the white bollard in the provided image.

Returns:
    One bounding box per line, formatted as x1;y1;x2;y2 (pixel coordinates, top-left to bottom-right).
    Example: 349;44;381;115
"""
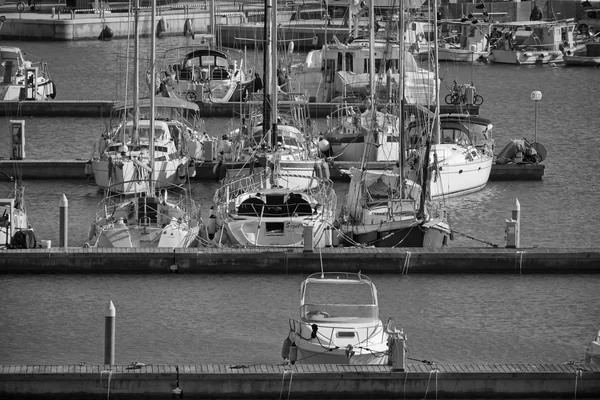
388;328;406;372
59;194;68;248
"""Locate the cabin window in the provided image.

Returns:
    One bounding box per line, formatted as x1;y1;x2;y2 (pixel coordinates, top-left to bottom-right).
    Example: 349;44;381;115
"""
337;53;343;71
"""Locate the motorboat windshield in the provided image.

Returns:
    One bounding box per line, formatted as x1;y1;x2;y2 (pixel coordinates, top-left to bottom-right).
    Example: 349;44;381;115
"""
300;273;379;323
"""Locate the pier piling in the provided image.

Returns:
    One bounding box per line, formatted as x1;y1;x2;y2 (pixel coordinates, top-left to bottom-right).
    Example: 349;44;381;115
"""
104;300;115;365
59;194;68;248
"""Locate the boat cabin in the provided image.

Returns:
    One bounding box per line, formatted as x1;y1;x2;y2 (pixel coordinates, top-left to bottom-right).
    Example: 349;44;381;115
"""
0;47;26;83
490;20;576;52
300;272;379;323
406;114;493;151
173;49;239;82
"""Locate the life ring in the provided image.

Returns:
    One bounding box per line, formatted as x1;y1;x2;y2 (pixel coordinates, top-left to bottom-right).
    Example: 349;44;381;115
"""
186;91;197;102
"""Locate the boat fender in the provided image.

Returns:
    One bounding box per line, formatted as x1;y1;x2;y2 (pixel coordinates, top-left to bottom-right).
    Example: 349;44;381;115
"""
321;162;330;180
183;18;194;38
213;159;223;181
48;81;57;99
218;163;227;181
288;41;295;55
311;323;318;339
289;343;297;365
318;137;330;154
313;162;322;179
177;163;187;182
207;214;216;238
281;337;292;359
157;17;167;38
187;159;196;178
84;160;93;178
98;25;114;41
87;222;96;242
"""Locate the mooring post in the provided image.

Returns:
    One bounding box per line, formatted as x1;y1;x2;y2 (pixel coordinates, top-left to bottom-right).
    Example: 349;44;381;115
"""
59;194;68;247
506;198;521;248
104;300;116;365
388;328;406;372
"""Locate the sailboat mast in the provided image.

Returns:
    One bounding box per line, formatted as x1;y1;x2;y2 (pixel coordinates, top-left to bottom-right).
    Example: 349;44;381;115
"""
150;0;156;194
398;0;405;192
270;0;278;149
359;0;376;171
433;0;441;144
262;0;271;142
133;0;139;144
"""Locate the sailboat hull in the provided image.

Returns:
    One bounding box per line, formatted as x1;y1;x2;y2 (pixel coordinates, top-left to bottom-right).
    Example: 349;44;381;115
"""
92;159;187;194
428;152;493;199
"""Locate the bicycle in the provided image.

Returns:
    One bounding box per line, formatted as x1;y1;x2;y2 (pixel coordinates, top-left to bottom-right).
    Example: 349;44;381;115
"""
17;0;41;12
444;80;484;106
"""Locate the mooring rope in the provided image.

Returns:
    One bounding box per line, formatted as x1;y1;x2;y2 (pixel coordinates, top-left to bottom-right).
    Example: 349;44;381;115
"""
401;251;412;275
100;369;113;400
516;250;525;274
279;369;293;400
422;368;439;399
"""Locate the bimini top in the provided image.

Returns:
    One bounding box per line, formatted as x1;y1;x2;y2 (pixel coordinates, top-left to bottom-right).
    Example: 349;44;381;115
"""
406;113;492;130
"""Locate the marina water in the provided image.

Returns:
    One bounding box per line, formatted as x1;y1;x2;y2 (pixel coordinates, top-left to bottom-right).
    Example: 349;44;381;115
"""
0;37;599;369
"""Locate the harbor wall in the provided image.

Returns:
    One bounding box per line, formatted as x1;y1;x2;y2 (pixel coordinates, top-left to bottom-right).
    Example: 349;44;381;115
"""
1;363;599;399
1;247;599;274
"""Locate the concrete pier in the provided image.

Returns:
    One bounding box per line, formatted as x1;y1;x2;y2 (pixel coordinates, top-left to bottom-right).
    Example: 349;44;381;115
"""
0;247;599;274
0;100;479;119
0;159;541;181
1;363;599;399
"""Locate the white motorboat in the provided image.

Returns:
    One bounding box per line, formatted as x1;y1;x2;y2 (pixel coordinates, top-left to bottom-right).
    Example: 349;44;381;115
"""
487;20;580;65
438;20;491;62
0;46;56;101
284;272;393;365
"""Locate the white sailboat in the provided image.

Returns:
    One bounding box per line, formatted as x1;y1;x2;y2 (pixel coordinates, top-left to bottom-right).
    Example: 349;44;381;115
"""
207;0;337;249
90;2;206;195
405;0;493;200
88;0;203;248
335;0;450;248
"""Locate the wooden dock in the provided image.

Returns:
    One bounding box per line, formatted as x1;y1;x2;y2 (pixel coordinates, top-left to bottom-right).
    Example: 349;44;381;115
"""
1;362;598;399
1;247;599;274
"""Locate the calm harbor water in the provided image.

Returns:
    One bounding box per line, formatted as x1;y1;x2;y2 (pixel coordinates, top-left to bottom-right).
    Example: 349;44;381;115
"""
0;36;599;371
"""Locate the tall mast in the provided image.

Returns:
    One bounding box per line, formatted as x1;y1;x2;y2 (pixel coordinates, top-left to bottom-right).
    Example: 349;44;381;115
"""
359;0;376;171
398;0;405;194
149;0;156;194
262;0;271;142
270;0;278;149
133;0;139;145
433;0;441;144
